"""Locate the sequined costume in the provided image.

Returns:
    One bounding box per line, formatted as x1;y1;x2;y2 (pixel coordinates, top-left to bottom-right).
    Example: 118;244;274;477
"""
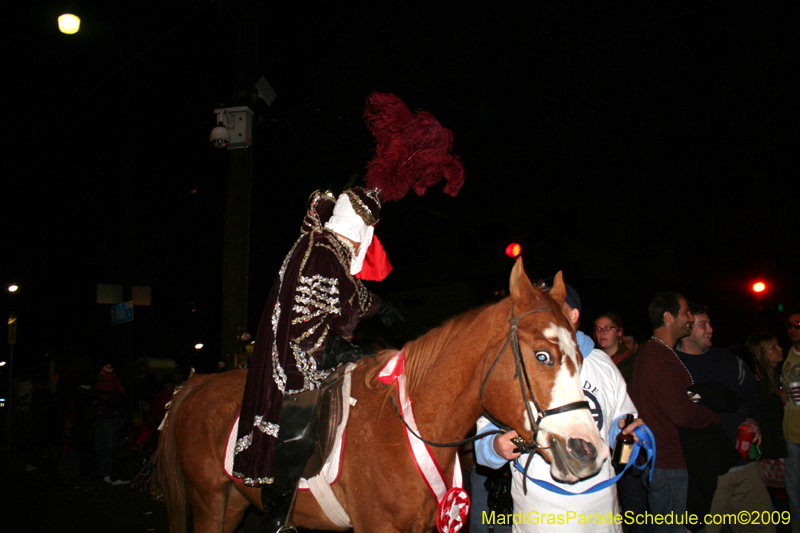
233;191;380;486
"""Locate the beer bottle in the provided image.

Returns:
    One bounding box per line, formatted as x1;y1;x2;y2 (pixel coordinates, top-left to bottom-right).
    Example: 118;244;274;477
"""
612;414;635;465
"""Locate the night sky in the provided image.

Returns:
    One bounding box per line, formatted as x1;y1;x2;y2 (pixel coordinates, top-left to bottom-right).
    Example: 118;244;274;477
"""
3;1;798;384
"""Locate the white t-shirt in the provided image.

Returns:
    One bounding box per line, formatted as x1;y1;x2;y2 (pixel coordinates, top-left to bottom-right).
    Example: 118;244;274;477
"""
477;349;636;533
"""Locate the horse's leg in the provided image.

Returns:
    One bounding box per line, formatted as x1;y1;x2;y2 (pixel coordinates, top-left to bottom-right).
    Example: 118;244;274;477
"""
221;482;252;533
186;482;229;533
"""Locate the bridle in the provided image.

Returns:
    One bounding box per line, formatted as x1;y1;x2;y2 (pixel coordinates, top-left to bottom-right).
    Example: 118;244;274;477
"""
388;304;590;453
479;304;590;454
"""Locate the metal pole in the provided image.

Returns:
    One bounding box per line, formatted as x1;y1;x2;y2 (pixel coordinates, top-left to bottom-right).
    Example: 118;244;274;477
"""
220;0;260;370
6;335;13;460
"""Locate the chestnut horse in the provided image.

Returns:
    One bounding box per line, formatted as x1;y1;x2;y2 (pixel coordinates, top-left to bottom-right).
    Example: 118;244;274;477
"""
157;260;606;532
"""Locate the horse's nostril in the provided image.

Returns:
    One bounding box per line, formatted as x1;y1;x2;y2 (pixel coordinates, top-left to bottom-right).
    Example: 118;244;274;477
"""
567;437;597;462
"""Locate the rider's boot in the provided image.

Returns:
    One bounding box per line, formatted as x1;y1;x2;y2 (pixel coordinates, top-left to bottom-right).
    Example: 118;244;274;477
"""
260;393;319;533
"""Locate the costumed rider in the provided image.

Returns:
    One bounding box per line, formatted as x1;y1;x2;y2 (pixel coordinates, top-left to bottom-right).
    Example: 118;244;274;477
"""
233;91;465;533
474;280;648;533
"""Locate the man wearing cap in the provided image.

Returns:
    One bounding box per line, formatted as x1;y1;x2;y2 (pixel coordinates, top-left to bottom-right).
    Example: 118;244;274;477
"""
474;280;643;533
233;187;397;531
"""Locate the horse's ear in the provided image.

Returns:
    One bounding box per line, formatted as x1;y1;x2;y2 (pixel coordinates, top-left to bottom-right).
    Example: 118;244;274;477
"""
509;257;536;307
549;271;567;307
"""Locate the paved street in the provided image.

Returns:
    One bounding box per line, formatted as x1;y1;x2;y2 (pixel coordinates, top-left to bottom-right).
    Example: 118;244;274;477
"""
0;450;263;533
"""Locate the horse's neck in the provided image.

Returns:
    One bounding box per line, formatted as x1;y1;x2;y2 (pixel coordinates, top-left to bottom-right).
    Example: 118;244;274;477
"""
409;305;502;454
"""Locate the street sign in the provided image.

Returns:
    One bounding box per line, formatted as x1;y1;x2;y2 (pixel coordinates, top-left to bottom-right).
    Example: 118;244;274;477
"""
97;283;123;304
111;302;134;325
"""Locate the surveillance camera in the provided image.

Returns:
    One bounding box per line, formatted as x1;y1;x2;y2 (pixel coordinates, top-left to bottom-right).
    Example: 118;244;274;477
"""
210;123;230;149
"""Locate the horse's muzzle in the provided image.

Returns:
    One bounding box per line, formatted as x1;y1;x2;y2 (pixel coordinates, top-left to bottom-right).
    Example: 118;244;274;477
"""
539;429;607;484
567;437;597;463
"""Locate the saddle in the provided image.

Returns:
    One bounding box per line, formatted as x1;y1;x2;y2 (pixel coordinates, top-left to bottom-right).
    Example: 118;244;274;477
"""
301;365;349;479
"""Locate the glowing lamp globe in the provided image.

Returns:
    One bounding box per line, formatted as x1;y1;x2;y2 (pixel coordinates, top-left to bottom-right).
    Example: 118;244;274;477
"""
58;14;81;35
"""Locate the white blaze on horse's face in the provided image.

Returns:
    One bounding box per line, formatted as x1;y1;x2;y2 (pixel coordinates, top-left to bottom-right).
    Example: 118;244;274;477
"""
526;322;607;483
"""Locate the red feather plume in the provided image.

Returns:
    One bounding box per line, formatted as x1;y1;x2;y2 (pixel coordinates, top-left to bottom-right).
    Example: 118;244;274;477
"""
364;92;465;202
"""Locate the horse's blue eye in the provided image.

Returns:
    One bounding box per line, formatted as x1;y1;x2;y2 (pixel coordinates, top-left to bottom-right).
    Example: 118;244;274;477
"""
535;351;553;365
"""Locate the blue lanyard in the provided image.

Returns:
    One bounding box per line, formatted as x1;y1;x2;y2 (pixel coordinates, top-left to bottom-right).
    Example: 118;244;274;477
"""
513;425;656;496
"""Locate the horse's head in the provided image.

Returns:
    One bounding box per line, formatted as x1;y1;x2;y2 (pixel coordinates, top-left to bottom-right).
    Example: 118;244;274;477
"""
481;259;607;483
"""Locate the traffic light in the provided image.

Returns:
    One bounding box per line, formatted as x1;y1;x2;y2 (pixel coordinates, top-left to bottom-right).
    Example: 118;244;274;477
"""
751;281;766;294
505;243;522;258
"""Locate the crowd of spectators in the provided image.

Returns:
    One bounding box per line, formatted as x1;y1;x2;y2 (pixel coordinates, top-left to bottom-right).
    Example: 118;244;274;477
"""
15;363;182;492
470;288;799;533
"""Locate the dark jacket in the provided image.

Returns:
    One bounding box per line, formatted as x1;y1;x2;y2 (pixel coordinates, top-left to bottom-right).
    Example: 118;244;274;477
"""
678;381;741;532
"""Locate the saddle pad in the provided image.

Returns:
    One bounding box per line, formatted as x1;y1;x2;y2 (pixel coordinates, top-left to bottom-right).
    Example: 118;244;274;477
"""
223;364;354;489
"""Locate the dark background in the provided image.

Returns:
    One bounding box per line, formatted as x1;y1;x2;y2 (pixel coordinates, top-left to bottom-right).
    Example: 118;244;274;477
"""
3;1;798;387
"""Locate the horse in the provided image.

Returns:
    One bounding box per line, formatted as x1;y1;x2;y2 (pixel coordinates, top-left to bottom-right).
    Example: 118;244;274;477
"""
157;259;607;532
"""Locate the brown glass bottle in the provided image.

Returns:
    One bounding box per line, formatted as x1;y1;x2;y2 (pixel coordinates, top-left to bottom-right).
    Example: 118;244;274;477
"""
612;414;635;465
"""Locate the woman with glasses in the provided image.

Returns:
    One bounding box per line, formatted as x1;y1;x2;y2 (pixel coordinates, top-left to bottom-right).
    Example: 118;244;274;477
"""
594;313;635;384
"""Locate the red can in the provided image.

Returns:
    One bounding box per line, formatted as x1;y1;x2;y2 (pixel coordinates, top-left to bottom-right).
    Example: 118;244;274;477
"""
736;424;755;458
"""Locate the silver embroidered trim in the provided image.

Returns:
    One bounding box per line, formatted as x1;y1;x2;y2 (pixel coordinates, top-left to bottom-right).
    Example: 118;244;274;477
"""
300;274;339;293
293;275;341;320
235;431;253;454
278;237;303;284
293;322;320;343
231;470;274;486
272;302;281;337
272;339;290;393
356;279;373;317
335;234;357;257
291;342;332;391
254;416;279;437
291;309;325;325
308;324;330;354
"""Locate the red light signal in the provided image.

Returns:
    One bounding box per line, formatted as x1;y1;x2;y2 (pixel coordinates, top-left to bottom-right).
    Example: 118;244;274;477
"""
752;281;766;293
505;243;522;258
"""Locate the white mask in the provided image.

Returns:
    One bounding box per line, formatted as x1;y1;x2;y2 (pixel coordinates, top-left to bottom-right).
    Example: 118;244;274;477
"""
324;193;374;275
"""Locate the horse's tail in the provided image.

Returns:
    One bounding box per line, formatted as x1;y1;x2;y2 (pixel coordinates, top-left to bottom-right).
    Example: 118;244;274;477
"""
157;378;197;533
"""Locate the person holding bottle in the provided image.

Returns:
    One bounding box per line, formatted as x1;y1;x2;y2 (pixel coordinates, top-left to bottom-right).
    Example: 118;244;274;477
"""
475;280;644;533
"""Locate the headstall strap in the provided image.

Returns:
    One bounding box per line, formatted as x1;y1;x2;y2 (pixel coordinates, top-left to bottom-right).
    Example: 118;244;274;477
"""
481;304;591;455
483;304;593;495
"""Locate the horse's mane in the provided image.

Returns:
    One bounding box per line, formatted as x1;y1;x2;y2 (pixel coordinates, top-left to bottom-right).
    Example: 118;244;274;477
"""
364;303;494;398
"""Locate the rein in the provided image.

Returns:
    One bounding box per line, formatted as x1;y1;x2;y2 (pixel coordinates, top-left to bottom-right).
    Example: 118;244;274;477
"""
479;305;589;453
385;304;590;451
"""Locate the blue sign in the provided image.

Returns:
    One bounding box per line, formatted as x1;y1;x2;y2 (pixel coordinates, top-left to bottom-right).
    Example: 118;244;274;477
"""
111;301;134;325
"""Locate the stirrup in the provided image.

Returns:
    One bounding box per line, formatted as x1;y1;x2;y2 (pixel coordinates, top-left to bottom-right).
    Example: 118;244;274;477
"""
276;527;298;533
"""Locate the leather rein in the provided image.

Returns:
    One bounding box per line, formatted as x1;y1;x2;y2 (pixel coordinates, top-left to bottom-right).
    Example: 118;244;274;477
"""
388;304;590;453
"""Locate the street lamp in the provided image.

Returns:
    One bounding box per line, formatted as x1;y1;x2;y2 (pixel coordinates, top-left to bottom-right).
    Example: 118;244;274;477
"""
7;285;17;293
58;13;81;35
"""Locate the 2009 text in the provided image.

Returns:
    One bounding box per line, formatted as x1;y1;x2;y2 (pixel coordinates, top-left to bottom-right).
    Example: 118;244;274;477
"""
481;510;793;527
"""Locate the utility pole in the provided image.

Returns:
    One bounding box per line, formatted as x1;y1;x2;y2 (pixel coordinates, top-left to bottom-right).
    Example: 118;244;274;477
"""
220;0;260;370
6;312;16;459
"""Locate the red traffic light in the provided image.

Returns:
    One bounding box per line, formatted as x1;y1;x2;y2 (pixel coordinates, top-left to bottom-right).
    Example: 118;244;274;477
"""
505;243;522;258
752;281;766;293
